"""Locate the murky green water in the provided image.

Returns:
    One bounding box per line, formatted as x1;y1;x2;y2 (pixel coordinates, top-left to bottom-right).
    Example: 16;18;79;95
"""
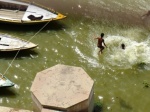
0;0;150;112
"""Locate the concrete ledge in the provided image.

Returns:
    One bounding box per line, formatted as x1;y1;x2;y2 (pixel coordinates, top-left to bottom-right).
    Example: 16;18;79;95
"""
41;108;61;112
0;106;32;112
30;64;94;112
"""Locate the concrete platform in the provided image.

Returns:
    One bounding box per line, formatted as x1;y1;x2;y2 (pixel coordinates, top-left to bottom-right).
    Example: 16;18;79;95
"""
30;64;94;112
0;106;32;112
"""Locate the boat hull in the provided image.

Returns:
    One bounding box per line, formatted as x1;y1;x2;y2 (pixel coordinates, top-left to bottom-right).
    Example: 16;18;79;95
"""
0;74;14;87
0;0;66;24
0;34;37;51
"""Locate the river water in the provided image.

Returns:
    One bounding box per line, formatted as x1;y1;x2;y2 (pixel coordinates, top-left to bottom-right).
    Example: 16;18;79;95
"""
0;0;150;112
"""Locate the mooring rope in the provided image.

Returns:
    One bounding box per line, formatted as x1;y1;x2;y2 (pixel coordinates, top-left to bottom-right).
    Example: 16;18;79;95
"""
3;20;51;76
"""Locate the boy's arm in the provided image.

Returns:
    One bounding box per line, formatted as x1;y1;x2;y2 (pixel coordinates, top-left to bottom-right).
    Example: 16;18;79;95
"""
103;40;107;47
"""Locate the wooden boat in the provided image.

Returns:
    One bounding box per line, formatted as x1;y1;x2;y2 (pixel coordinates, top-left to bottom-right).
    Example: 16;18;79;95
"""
0;0;66;24
0;74;15;87
0;34;37;51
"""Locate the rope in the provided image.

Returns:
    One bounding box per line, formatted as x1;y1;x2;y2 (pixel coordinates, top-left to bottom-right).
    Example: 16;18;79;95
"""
3;20;51;76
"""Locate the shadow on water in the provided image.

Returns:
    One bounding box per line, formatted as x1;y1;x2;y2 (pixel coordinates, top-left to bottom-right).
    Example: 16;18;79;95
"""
0;21;67;33
0;50;38;60
0;88;16;97
134;62;150;70
118;97;132;111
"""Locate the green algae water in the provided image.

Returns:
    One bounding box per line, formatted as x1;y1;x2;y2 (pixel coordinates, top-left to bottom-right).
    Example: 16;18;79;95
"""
0;0;150;112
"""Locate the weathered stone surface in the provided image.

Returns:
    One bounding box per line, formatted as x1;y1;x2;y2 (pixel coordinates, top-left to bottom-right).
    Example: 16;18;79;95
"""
30;64;94;109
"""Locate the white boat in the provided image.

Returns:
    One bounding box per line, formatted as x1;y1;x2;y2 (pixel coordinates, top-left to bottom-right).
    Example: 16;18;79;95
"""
0;73;15;87
0;0;66;24
0;34;37;51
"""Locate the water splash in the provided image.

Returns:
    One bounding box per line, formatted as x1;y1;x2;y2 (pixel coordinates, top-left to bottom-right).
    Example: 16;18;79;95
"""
104;35;150;69
74;46;101;67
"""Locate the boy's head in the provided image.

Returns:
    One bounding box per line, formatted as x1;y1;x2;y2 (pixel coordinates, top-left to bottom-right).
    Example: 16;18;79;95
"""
101;33;104;37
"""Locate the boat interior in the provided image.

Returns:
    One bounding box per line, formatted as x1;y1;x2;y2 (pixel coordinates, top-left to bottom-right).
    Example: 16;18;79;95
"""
0;1;27;11
0;1;28;19
0;74;5;81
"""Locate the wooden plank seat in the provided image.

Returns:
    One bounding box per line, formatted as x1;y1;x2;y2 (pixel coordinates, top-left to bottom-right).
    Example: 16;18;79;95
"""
0;8;25;19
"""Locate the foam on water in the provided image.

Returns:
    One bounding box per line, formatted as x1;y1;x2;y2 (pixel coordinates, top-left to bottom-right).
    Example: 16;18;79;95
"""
74;46;101;67
73;33;150;70
104;35;150;69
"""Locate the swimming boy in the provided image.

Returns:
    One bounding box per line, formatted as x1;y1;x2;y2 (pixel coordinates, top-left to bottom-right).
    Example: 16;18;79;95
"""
95;33;107;54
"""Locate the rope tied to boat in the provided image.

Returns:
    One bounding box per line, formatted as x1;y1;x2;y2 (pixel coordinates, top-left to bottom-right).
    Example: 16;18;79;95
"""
3;20;51;76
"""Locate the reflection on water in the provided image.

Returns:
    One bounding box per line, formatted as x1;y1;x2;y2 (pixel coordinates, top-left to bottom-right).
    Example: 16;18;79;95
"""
0;0;150;112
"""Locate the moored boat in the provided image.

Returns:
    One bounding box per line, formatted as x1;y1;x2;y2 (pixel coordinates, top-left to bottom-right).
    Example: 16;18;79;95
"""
0;0;66;24
0;73;15;87
0;34;37;51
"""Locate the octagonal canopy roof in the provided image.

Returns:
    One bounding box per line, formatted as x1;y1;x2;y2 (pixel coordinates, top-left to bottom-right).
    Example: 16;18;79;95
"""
30;64;94;109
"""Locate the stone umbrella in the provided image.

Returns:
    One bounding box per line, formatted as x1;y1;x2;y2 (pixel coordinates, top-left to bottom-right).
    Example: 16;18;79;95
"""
30;64;94;112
